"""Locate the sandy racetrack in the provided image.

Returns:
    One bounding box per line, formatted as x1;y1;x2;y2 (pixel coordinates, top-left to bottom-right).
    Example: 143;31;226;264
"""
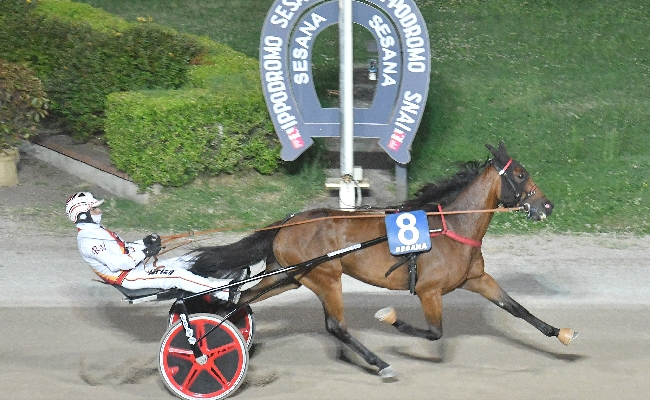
1;151;649;400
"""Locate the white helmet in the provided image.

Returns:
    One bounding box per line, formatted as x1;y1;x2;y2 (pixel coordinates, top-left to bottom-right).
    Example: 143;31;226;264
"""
65;192;104;223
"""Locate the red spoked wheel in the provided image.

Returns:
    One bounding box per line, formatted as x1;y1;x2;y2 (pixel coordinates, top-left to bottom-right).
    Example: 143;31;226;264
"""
159;313;248;400
226;306;255;349
168;305;255;349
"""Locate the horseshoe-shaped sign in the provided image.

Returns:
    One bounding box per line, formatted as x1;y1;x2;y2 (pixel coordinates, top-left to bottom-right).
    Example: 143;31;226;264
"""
260;0;430;164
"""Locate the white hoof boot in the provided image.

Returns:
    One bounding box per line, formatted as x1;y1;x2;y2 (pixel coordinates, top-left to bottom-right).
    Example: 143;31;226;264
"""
378;366;397;379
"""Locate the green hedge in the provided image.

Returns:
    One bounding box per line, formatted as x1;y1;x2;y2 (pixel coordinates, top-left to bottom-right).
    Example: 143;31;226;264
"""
105;88;278;188
105;28;280;188
1;0;281;186
0;0;203;139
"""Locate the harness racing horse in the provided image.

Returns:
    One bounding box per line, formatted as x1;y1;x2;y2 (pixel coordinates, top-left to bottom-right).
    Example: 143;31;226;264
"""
189;142;577;378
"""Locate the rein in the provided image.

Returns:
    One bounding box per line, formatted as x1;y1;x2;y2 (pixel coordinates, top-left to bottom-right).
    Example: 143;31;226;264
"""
160;207;520;240
249;206;522;233
159;207;521;248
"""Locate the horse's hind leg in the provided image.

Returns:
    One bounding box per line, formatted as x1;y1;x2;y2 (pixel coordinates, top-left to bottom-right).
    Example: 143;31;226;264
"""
462;272;577;344
324;312;395;378
301;271;395;378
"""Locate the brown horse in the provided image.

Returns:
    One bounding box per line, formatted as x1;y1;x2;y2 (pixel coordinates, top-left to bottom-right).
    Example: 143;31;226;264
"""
190;142;577;378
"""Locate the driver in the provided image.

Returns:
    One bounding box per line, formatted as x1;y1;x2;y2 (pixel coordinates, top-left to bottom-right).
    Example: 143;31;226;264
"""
66;192;243;303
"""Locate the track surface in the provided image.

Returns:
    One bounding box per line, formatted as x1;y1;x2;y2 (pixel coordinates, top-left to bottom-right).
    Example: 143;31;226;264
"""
2;219;649;400
1;154;649;399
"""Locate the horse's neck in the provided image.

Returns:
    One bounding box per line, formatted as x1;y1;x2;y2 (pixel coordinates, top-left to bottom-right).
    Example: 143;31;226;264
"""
445;168;500;239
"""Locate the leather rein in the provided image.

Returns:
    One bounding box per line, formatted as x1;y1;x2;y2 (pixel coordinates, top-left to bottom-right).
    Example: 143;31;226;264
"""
160;158;528;249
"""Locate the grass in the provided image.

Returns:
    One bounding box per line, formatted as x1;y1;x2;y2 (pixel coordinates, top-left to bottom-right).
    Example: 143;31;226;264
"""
104;162;326;233
69;0;649;235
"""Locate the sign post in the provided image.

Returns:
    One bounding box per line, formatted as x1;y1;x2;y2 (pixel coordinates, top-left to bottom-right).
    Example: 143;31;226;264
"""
339;0;355;208
260;0;431;207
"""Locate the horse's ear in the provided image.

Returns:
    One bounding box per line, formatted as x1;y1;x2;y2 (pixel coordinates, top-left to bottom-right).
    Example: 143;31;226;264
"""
486;142;510;163
498;141;508;156
485;143;498;158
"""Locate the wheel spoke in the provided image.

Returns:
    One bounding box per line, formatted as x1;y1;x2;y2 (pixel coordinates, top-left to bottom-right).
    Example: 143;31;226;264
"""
194;320;206;340
208;365;229;387
166;346;194;362
180;365;201;390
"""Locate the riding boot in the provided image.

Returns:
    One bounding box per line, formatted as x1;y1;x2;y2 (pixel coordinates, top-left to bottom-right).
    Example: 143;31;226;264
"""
227;268;250;304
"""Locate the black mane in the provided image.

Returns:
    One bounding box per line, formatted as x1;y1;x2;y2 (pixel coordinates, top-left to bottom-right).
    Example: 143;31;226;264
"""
189;160;489;275
398;160;487;211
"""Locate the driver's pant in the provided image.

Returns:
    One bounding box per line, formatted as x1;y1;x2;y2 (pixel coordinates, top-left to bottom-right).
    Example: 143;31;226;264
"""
119;254;231;300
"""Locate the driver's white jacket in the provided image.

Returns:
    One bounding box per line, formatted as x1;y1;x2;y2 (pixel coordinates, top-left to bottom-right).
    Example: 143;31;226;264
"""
76;222;147;283
76;222;232;300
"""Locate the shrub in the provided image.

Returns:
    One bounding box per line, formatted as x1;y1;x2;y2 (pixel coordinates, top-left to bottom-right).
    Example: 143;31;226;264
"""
1;0;282;185
105;37;281;188
106;88;279;188
0;60;49;150
0;0;204;139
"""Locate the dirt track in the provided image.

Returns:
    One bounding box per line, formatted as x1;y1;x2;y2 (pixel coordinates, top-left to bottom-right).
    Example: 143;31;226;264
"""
1;151;650;400
1;300;649;400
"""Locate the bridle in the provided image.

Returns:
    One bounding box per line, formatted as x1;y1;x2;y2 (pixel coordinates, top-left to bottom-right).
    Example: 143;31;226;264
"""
490;157;538;213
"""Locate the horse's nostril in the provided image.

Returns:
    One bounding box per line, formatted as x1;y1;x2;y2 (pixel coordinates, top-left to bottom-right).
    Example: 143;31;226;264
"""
544;202;554;215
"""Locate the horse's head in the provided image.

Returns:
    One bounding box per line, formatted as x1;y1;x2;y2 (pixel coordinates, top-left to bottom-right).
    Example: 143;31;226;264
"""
486;142;554;221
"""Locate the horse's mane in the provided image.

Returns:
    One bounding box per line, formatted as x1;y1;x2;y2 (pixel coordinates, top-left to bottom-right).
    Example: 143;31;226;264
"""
189;160;489;274
398;160;488;211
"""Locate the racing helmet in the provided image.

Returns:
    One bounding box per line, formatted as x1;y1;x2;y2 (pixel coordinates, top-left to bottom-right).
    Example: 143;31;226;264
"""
65;192;104;223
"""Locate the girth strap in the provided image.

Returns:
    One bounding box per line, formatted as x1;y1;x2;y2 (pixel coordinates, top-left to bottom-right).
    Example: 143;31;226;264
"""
384;257;410;278
384;253;419;295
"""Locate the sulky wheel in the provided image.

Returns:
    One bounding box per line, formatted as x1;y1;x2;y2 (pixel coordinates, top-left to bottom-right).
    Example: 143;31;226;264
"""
224;305;255;349
168;305;255;349
159;313;248;400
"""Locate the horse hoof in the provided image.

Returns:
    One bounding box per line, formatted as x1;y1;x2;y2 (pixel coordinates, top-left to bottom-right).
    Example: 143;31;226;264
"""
378;366;397;379
374;307;397;325
557;328;579;345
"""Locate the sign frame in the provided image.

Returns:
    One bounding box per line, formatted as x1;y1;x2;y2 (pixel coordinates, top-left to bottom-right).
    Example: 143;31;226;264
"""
260;0;431;164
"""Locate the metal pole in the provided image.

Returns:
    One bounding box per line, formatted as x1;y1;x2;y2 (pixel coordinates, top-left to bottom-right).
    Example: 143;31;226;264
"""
339;0;355;209
395;162;408;202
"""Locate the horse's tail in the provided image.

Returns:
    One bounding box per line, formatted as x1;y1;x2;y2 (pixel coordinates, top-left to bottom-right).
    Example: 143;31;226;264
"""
189;228;278;275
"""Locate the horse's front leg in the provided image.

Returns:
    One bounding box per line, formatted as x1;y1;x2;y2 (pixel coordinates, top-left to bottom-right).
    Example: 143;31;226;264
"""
376;289;443;341
462;272;578;345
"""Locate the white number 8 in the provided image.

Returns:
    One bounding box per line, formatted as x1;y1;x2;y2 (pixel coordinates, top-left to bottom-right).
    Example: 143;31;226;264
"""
396;213;419;245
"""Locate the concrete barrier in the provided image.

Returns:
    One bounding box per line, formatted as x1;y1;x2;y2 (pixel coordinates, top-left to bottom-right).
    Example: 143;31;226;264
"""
28;143;156;204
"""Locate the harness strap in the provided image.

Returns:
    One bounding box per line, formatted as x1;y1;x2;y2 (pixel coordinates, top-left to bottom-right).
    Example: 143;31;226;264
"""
498;158;513;175
384;254;419;295
103;227;127;254
407;254;418;295
384;257;410;277
430;205;482;248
